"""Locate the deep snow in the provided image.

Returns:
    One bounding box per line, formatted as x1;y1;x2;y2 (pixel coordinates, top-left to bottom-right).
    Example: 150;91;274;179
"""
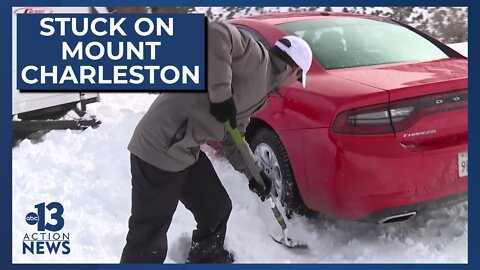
12;43;468;263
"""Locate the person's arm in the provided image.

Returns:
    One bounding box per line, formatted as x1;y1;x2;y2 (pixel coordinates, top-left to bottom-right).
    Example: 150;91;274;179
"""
208;22;238;127
208;22;234;104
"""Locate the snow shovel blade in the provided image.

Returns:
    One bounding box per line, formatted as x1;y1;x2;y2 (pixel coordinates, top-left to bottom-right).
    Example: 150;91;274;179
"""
270;234;308;249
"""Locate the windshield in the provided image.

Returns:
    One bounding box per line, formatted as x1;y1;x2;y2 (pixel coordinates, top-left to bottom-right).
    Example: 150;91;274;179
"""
277;18;449;70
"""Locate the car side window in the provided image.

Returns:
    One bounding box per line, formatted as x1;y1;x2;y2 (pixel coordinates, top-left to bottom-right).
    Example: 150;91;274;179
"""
236;25;269;47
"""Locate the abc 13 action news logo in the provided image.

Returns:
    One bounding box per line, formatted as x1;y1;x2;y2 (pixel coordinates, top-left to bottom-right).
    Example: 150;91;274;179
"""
23;202;70;255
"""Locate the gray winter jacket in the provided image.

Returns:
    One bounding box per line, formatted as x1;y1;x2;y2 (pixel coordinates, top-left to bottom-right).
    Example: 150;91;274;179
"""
128;21;292;178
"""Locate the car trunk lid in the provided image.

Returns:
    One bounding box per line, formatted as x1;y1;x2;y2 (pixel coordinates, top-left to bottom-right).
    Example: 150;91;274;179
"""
331;58;468;146
330;58;467;91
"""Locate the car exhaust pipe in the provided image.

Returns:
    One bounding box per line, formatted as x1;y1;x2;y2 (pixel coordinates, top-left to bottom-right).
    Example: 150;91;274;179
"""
378;211;417;224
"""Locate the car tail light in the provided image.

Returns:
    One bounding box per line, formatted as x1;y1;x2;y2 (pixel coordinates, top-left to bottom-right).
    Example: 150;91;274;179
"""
333;103;397;134
333;89;467;135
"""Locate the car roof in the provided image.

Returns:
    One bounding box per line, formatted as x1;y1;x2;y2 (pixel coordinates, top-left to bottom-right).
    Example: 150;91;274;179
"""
237;12;383;25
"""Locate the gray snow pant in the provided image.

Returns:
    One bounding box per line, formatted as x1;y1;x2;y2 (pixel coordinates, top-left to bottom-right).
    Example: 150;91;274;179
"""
120;151;232;263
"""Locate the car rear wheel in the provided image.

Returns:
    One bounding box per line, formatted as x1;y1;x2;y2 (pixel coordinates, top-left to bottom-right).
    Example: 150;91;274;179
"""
249;127;316;218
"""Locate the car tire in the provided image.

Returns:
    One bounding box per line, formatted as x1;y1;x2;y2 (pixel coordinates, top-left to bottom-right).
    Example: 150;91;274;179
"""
249;127;316;218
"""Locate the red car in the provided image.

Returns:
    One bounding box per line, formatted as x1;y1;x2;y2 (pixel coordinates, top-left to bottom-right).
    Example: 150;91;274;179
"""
227;12;468;223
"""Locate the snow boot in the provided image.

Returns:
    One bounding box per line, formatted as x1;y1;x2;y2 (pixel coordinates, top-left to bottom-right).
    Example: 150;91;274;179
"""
185;233;234;264
185;245;234;264
209;248;235;264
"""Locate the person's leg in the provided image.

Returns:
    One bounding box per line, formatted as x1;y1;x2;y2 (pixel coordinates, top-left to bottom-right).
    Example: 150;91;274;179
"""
120;154;189;263
180;151;234;263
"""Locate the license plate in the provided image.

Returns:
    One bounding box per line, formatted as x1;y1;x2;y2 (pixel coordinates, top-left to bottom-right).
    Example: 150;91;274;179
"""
458;152;468;178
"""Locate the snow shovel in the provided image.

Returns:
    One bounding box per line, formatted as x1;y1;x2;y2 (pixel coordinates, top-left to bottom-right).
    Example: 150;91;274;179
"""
225;120;307;249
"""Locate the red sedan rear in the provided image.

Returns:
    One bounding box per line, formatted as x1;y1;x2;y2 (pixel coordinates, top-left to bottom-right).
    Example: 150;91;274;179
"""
228;12;468;222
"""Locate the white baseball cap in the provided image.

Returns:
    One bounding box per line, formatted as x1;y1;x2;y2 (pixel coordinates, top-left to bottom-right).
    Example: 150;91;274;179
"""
274;35;313;87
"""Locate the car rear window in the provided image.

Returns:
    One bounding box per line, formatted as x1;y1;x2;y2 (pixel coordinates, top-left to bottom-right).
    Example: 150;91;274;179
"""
277;17;449;70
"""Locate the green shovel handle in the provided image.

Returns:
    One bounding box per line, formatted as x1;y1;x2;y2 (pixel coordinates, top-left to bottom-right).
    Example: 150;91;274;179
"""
225;120;244;148
225;120;288;231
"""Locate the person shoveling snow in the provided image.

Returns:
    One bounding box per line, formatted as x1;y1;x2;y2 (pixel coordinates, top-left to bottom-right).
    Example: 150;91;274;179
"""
121;20;312;264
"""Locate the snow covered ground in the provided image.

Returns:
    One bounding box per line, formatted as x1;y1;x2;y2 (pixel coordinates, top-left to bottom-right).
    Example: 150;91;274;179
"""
12;44;468;263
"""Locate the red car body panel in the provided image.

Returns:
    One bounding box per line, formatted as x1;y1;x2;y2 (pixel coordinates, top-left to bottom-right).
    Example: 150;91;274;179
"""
331;59;468;91
229;13;468;220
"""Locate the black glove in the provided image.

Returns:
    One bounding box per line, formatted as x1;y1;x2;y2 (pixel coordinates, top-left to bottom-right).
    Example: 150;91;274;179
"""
210;97;237;128
248;171;272;201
